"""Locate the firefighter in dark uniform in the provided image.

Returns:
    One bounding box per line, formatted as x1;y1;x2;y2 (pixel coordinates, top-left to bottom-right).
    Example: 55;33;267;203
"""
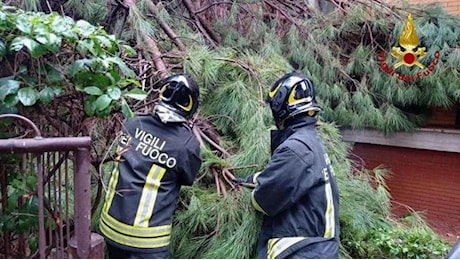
99;74;202;258
234;72;340;259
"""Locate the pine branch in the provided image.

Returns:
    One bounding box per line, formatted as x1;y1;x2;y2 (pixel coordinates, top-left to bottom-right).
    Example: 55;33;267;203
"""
123;0;170;79
145;1;186;51
142;34;170;79
182;0;220;46
195;1;234;15
196;125;230;157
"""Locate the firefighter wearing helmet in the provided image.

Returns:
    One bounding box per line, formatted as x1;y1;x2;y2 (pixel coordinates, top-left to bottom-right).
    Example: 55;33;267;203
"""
234;71;341;258
99;73;202;258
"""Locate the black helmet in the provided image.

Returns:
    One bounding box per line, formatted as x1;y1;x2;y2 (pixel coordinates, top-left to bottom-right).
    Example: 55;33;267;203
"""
158;73;200;119
266;72;320;127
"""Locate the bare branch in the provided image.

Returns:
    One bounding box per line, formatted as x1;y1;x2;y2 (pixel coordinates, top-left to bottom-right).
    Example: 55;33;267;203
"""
145;2;187;51
142;34;170;79
182;0;220;46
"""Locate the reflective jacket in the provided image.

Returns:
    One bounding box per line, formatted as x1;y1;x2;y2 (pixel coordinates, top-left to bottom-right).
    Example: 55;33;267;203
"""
99;113;201;254
250;116;340;259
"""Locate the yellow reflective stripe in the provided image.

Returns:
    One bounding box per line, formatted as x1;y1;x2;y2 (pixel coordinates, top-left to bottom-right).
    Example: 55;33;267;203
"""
159;83;169;100
288;86;308;105
134;164;167;227
251;189;267;215
323;171;335;238
267;237;305;259
177;95;193;111
100;219;170;249
267;238;280;254
101;211;171;237
103;161;120;213
268;83;282;98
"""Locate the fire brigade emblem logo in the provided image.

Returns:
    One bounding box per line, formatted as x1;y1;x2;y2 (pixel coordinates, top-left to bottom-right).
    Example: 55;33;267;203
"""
378;13;440;82
391;14;426;69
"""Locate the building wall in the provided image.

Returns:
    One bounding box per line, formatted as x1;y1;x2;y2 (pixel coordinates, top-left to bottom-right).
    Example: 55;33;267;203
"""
427;104;459;129
348;0;460;242
351;143;460;223
387;0;460;15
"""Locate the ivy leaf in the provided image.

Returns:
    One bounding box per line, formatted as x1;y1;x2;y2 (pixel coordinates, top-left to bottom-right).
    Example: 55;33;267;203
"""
95;94;112;111
83;86;103;96
3;95;19;107
44;64;65;83
78;39;99;56
121;98;134;118
17;87;39;106
91;73;112;88
107;86;122;100
39;86;62;104
0;77;20;102
121;78;141;87
75;20;96;38
35;32;61;53
15;15;32;34
68;59;95;76
104;57;136;78
84;95;97;116
105;70;120;85
123;88;147;101
95;35;116;54
121;44;136;57
10;36;47;58
0;103;17;114
51;16;77;39
24;37;47;57
98;106;112;118
9;36;25;51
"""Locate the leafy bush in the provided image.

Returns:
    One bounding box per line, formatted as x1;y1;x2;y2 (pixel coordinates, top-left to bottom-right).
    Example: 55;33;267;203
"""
0;3;145;118
347;214;451;258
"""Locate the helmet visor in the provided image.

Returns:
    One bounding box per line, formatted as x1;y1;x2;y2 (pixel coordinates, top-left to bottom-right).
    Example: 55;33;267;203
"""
160;80;193;112
288;80;314;105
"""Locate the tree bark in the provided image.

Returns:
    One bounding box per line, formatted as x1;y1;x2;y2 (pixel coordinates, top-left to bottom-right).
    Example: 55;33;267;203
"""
142;35;170;79
123;0;169;79
145;2;186;51
182;0;220;47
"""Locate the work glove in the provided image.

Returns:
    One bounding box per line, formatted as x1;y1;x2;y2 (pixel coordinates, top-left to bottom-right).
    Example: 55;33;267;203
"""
231;175;257;189
231;178;247;185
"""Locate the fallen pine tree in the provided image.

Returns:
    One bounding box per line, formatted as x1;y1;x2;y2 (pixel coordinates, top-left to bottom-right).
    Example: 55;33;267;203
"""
0;0;458;258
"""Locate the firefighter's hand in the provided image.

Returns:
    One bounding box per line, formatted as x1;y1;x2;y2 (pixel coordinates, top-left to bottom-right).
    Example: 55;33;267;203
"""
231;177;256;189
231;178;246;186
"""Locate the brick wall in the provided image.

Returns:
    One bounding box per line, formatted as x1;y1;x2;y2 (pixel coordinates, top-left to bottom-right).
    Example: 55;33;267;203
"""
426;104;459;128
351;143;460;223
387;0;460;15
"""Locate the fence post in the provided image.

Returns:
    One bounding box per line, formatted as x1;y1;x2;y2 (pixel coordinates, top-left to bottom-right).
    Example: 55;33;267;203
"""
69;233;105;259
72;147;92;258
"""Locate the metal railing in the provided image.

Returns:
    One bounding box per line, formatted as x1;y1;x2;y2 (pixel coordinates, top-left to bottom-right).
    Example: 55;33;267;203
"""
0;114;96;258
